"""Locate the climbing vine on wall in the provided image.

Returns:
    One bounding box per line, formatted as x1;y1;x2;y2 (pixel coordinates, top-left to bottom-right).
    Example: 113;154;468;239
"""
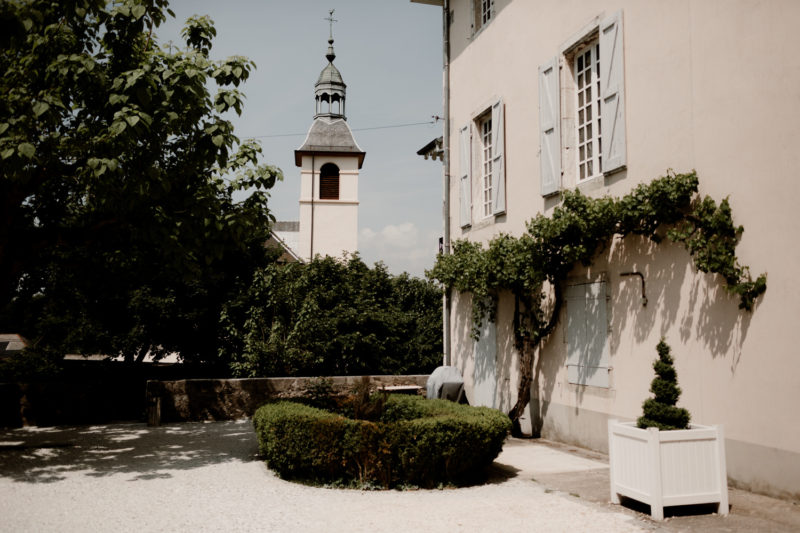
427;171;766;427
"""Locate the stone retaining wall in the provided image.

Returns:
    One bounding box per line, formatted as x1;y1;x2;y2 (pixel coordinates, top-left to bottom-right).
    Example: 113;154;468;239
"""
146;375;429;424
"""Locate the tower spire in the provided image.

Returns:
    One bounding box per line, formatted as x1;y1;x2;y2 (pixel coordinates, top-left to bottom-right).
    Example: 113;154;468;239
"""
314;9;346;119
325;9;337;62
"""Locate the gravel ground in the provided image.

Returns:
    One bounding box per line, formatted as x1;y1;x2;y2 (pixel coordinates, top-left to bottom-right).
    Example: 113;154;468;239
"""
0;420;649;533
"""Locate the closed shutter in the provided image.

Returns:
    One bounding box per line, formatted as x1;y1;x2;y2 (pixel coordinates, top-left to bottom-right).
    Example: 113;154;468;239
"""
459;124;471;227
473;313;497;408
319;175;339;199
491;99;505;215
538;57;561;196
319;163;340;200
600;10;626;173
566;281;610;388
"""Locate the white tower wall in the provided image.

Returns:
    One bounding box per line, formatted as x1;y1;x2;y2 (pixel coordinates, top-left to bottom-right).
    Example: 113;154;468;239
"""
298;155;360;261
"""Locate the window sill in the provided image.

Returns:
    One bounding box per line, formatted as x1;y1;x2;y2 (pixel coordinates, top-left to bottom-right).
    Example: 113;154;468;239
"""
469;20;493;42
576;173;605;194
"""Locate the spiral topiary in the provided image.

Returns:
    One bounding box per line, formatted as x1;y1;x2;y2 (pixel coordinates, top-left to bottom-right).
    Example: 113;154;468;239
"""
637;339;691;430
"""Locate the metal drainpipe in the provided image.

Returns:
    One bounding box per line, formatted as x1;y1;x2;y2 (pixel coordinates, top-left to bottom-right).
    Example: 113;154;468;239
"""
310;155;315;260
442;0;452;366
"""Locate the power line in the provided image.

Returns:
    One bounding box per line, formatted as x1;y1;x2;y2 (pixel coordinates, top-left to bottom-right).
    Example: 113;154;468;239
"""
247;119;439;139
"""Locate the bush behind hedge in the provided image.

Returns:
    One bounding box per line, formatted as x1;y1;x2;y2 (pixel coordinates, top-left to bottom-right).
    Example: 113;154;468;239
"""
252;395;511;488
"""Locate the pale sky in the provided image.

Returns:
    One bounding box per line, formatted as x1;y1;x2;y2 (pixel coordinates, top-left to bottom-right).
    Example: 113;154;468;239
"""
157;1;444;277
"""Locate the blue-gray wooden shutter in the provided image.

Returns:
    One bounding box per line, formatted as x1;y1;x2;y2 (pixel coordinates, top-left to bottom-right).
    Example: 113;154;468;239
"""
538;57;561;196
491;99;505;215
566;281;610;388
600;10;626;173
473;313;497;408
459;124;471;227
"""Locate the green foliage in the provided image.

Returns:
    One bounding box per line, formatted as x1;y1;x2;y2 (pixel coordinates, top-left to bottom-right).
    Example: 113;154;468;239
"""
0;349;62;382
220;255;443;378
0;0;280;367
252;395;512;488
346;376;389;422
304;376;335;410
667;196;766;310
637;339;691;430
428;171;766;423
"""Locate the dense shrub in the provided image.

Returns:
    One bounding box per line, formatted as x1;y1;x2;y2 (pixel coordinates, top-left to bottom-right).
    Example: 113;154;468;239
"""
252;395;511;488
220;255;443;378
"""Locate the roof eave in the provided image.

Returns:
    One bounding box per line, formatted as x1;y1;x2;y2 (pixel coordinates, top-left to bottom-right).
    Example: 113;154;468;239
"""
294;149;366;168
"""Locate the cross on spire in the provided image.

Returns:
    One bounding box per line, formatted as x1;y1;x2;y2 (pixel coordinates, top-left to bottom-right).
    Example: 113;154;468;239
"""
325;9;337;41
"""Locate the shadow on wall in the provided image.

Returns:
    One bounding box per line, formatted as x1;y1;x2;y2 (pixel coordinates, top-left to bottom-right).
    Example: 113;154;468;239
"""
529;234;758;433
155;379;279;423
473;305;497;409
451;291;477;402
0;420;258;484
495;293;517;413
608;235;754;370
448;0;512;62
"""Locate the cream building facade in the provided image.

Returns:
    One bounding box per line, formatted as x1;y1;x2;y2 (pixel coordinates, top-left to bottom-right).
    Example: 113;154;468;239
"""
420;0;800;499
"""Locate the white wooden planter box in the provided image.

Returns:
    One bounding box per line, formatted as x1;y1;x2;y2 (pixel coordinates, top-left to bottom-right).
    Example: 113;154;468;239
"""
608;420;729;520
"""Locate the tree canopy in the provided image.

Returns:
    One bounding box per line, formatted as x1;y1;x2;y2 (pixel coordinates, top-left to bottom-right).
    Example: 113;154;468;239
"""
0;0;281;367
220;255;443;378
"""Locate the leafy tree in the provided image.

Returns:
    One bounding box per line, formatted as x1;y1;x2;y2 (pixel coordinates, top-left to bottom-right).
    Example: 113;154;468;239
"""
220;255;443;378
0;0;280;368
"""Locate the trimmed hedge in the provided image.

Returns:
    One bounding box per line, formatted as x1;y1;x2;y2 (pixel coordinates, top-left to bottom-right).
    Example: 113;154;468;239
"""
252;395;512;488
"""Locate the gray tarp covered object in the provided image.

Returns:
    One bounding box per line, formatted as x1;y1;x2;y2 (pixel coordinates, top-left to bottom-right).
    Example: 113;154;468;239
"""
426;366;465;402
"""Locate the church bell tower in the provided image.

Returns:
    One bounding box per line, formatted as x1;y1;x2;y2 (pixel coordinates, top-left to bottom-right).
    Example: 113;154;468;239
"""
295;13;365;262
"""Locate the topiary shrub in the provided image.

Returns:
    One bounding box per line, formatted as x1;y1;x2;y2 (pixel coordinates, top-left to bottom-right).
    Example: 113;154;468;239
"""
252;394;511;488
637;339;691;430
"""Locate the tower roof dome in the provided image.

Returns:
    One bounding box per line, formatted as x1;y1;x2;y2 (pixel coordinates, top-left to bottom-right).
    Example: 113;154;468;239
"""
316;59;345;87
313;35;347;119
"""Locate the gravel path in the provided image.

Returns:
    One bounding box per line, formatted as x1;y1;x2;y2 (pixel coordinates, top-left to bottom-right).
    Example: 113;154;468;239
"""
0;420;648;532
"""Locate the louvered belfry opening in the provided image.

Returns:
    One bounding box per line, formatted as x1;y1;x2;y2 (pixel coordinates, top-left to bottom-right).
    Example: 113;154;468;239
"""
319;163;340;200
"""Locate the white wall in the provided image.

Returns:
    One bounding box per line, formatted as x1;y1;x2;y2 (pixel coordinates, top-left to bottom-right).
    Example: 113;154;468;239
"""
298;154;360;261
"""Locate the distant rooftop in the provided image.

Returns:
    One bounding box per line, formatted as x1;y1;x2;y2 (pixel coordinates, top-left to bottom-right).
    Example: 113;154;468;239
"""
273;221;300;232
268;221;302;263
0;334;28;356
